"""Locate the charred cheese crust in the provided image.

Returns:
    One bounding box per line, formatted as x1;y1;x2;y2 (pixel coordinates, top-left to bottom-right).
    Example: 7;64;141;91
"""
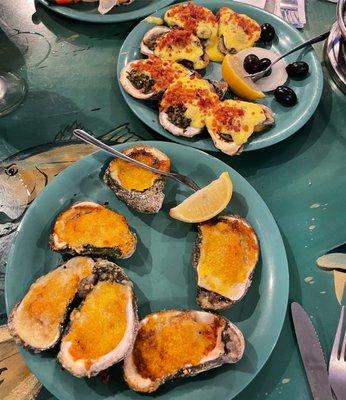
124;310;245;393
131;311;222;381
64;281;130;362
104;145;171;214
58;260;138;378
217;7;261;53
153;29;209;70
8;257;95;351
206;99;267;146
160;75;219;129
106;145;170;191
193;215;259;308
126;57;190;93
50;202;136;258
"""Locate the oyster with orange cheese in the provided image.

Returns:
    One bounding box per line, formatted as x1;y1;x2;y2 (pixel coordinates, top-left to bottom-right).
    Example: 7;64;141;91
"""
193;215;260;310
104;144;171;213
58;260;138;378
8;257;95;351
50;202;137;258
123;310;244;393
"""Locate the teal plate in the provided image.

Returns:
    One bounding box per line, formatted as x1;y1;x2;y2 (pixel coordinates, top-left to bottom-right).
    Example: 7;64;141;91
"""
5;142;288;400
36;0;175;23
117;0;323;152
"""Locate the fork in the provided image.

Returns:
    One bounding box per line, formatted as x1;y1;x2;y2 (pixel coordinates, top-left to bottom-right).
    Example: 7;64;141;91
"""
73;129;201;192
329;306;346;399
280;0;302;28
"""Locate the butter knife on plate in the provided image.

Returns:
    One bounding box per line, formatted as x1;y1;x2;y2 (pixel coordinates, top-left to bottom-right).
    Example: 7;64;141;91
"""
291;302;334;400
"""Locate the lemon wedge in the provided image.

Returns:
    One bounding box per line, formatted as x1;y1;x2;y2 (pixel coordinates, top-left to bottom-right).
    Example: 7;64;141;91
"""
169;172;233;223
222;54;265;101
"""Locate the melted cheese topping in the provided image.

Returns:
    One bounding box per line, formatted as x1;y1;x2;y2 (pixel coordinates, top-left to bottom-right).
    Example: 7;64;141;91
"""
164;3;217;40
145;16;164;25
154;29;207;70
206;33;225;62
161;76;219;128
54;204;135;254
217;7;261;52
64;281;129;364
133;311;222;380
197;218;258;299
131;57;189;92
109;148;170;191
12;257;94;348
206;100;266;145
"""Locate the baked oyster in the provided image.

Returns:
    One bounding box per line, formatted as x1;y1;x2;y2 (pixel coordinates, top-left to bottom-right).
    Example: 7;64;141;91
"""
141;27;209;70
140;26;171;56
206;100;274;155
50;201;137;258
124;310;244;393
217;7;261;54
159;75;219;137
104;145;171;214
193;215;259;310
8;257;95;352
120;56;190;100
58;259;138;378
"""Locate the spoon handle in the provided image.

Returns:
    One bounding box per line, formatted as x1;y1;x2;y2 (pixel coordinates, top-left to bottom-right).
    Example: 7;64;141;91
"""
73;129;170;177
271;30;330;67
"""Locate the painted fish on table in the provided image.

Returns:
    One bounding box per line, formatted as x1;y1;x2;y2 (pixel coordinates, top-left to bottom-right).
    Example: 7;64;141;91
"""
0;120;140;293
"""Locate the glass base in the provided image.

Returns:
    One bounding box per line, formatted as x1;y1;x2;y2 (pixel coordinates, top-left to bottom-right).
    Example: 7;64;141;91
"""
0;72;27;117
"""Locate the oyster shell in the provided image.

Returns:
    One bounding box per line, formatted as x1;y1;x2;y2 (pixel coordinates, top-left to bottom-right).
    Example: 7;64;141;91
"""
123;310;244;393
159;75;219;137
193;215;259;310
8;257;95;352
119;57;190;100
142;27;209;70
163;3;217;40
50;201;137;258
217;8;261;54
140;26;170;56
58;259;138;378
104;145;171;214
206;101;275;156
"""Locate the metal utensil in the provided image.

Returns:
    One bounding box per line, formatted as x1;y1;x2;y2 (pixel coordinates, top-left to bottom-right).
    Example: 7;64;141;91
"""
244;31;330;81
73;129;201;192
329;306;346;399
291;302;334;400
281;0;301;27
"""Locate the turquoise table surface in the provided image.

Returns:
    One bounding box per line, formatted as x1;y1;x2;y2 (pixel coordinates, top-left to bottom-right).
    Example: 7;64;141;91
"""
0;0;345;399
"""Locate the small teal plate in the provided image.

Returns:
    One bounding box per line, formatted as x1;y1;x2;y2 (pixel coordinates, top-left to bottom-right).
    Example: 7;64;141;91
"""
5;142;288;400
118;0;323;152
36;0;176;23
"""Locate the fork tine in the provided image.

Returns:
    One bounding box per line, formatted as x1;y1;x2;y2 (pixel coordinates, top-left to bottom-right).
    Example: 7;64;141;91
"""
331;306;345;360
341;322;346;360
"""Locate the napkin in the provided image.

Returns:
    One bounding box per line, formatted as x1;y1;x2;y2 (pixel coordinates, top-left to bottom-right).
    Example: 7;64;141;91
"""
234;0;306;28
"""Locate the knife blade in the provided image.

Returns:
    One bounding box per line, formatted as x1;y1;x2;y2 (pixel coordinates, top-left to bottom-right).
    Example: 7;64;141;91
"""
291;302;333;400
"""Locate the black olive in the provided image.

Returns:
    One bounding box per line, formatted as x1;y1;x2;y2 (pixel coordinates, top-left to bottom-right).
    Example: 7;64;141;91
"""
260;23;276;43
243;54;260;74
274;86;297;107
286;61;309;78
258;58;272;76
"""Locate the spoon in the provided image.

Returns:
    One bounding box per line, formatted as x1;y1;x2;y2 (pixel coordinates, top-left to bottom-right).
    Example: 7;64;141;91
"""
73;129;201;192
244;30;330;81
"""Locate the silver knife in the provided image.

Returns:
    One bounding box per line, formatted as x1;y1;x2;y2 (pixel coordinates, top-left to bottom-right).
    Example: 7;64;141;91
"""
291;302;334;400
